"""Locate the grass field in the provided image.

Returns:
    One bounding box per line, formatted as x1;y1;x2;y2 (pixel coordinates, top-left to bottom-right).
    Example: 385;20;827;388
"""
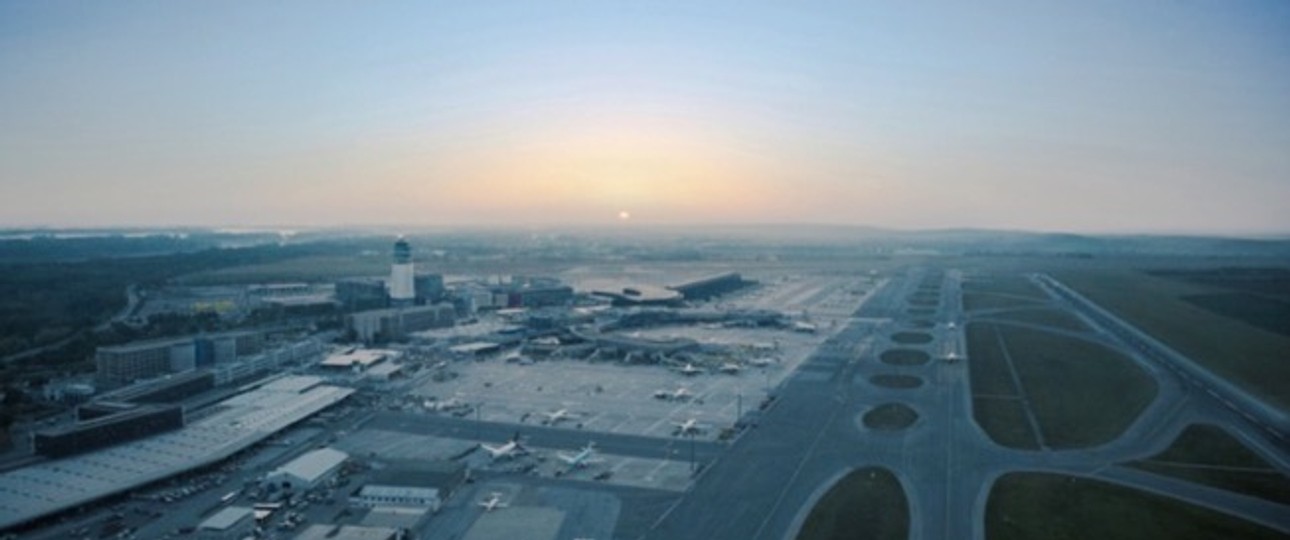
179;255;390;284
966;323;1018;396
966;322;1156;449
890;331;933;344
1182;293;1290;338
985;308;1089;332
863;403;918;430
1130;424;1290;505
1053;268;1290;412
962;275;1050;300
962;292;1045;312
796;467;908;540
972;398;1041;449
986;472;1287;540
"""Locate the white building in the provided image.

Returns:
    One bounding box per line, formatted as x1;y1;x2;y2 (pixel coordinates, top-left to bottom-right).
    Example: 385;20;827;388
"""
351;484;442;511
388;238;415;307
265;447;348;491
196;506;254;540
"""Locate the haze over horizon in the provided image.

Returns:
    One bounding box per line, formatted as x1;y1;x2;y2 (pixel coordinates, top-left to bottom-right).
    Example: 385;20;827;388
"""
3;1;1289;235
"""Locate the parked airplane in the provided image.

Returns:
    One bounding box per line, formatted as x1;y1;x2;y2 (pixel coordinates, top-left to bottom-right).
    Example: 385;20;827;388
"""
424;398;467;412
557;442;604;469
480;433;527;460
718;362;743;374
748;357;777;368
541;408;580;425
478;492;509;512
673;363;703;376
672;418;710;435
653;387;693;401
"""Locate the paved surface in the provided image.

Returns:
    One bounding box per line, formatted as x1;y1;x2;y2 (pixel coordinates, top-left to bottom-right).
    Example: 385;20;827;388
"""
644;268;1290;540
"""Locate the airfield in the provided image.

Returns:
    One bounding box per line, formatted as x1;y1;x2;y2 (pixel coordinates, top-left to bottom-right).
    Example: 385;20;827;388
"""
322;264;1290;540
11;258;1290;540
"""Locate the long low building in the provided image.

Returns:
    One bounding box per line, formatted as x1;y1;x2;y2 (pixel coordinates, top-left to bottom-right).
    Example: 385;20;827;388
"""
0;376;353;530
265;447;348;491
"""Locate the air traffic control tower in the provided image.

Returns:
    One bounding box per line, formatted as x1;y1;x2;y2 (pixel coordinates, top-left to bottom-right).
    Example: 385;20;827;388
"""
389;237;415;307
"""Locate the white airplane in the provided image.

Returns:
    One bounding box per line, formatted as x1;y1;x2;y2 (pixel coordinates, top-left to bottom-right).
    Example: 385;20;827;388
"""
480;434;527;461
673;363;703;376
557;442;604;469
671;418;710;435
424;398;466;412
748;357;776;368
653;387;693;401
718;362;743;374
541;408;579;425
477;492;509;512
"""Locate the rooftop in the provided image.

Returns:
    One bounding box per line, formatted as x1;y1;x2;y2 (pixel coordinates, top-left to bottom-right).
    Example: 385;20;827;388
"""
0;376;353;530
293;524;398;540
199;506;253;531
321;350;390;369
271;448;348;483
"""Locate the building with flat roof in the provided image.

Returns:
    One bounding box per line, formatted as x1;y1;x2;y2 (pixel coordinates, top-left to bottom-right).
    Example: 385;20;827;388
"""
320;349;393;370
668;272;752;300
337;278;390;312
34;404;183;458
347;304;455;343
0;376;353;530
293;525;398;540
265;447;348;491
197;506;255;540
95;337;189;387
349;461;465;512
97;331;265;387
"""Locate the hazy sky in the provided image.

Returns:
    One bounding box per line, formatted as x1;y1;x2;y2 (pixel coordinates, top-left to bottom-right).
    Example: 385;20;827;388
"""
2;1;1288;234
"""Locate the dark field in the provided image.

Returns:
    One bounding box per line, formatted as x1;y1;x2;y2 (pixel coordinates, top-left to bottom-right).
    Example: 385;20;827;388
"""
966;322;1156;449
983;308;1089;332
890;331;933;345
962;292;1043;312
962;275;1049;300
795;467;909;540
862;403;919;430
1182;293;1290;338
1131;424;1290;505
1054;268;1290;412
972;398;1041;450
986;472;1288;540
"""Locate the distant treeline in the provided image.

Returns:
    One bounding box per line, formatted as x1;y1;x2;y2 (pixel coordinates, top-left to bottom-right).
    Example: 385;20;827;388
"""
0;242;332;361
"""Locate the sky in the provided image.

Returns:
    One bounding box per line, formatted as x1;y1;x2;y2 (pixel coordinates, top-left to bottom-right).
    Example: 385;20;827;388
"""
1;1;1289;234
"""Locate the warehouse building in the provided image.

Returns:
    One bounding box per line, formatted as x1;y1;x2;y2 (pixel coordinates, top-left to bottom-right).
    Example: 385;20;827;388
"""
0;376;354;530
265;447;348;492
349;461;465;512
196;506;255;540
